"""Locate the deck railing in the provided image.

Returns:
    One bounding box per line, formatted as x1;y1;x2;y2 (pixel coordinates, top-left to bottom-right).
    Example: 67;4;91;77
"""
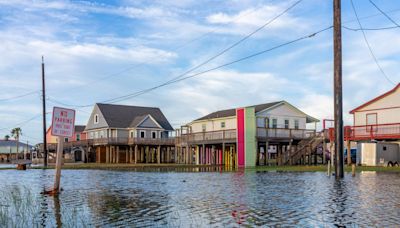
179;128;315;144
256;128;316;139
182;129;237;143
344;123;400;140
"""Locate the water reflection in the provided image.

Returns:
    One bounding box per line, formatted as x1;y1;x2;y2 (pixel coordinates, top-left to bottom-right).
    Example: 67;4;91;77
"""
0;169;399;227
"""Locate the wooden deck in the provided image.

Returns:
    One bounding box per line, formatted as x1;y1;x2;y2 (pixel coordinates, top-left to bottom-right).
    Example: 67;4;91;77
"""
344;123;400;141
178;128;316;145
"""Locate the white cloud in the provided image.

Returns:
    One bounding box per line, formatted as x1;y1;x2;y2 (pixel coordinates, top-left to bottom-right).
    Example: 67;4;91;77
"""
167;70;288;121
205;3;308;36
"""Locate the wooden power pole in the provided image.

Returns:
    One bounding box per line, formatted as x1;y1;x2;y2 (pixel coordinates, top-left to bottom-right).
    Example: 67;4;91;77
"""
333;0;344;178
42;56;48;167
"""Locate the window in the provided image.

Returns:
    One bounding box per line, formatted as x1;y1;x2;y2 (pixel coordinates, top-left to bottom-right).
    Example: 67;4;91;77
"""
366;113;377;125
383;146;387;151
64;137;69;142
294;120;299;130
94;114;99;124
152;131;157;139
140;131;145;138
202;124;206;132
221;122;225;128
272;119;277;128
94;132;98;139
284;119;289;129
130;131;134;138
76;134;80;141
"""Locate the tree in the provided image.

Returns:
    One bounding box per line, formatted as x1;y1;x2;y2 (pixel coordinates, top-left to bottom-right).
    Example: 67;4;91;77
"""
11;128;22;159
4;135;10;141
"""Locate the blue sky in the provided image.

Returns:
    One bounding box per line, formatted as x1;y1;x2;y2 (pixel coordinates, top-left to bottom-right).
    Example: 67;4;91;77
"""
0;0;399;144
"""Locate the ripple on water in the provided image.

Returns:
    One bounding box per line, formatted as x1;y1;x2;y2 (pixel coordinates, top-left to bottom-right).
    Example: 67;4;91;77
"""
0;169;399;227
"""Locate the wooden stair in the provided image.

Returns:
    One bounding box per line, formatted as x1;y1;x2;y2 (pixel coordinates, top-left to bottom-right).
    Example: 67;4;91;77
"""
284;132;324;165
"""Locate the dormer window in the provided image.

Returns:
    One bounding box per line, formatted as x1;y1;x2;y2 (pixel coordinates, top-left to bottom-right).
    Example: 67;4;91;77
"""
94;114;99;124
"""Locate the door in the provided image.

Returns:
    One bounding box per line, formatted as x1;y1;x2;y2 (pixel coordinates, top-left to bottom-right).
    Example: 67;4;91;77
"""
366;113;378;133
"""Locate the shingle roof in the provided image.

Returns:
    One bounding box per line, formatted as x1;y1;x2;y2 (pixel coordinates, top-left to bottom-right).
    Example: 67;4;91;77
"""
0;140;34;154
97;103;174;131
195;101;283;121
74;125;86;132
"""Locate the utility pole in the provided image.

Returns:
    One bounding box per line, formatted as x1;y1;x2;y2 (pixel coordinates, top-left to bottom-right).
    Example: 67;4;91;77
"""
42;56;48;167
333;0;344;178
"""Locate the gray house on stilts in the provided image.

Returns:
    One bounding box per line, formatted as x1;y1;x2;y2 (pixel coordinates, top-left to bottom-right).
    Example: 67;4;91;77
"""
84;103;175;163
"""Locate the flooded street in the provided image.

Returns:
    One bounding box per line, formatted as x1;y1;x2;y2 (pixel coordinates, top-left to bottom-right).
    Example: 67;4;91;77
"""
0;168;399;227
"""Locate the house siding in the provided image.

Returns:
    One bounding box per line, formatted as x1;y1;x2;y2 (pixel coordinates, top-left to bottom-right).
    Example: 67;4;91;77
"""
138;116;161;128
190;117;236;133
354;88;400;126
256;103;307;129
85;104;109;130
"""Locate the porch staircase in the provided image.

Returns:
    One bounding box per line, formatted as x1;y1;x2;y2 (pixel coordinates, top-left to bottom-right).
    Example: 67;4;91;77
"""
283;132;324;165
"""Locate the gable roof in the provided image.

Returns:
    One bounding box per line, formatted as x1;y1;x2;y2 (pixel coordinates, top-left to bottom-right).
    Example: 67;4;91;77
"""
194;100;319;123
195;101;282;121
96;103;173;130
130;114;162;128
349;83;400;114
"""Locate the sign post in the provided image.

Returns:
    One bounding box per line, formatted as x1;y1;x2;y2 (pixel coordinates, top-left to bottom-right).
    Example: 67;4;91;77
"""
50;107;75;194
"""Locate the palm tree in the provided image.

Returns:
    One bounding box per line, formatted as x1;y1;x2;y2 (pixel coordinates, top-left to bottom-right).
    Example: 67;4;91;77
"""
4;135;10;141
11;128;22;160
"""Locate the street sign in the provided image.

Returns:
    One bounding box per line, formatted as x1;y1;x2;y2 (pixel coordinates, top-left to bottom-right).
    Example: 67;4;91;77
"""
51;107;75;137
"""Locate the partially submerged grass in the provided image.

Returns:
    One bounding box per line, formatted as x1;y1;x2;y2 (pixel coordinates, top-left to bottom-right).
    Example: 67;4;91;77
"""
20;163;400;173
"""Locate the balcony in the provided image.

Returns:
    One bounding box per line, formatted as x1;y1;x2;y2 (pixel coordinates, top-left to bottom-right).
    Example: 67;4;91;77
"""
257;128;316;140
178;128;315;144
88;137;175;146
344;123;400;141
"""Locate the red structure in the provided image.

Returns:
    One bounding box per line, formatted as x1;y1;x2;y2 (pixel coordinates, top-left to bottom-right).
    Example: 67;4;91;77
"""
344;123;400;141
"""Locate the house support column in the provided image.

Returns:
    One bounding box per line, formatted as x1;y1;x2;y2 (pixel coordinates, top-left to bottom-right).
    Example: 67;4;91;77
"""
222;143;225;165
129;146;133;163
134;145;138;164
157;146;161;164
145;146;149;163
346;140;351;165
141;146;145;163
265;141;269;166
195;146;199;165
116;146;120;163
211;145;215;165
110;146;113;163
106;146;110;163
167;147;170;163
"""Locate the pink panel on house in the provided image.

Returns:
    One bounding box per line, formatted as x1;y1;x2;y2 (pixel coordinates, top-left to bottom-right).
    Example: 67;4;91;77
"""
237;108;245;166
219;149;222;165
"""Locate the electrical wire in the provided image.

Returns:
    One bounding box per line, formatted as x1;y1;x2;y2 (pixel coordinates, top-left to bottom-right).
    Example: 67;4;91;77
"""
342;25;398;31
350;0;396;85
0;90;40;102
49;25;332;107
369;0;400;27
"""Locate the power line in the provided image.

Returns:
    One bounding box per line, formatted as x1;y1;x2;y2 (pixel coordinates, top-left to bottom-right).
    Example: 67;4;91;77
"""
0;90;39;102
369;0;400;27
110;27;333;104
51;25;331;107
49;0;305;107
46;2;267;93
342;25;398;31
350;0;396;85
0;113;43;132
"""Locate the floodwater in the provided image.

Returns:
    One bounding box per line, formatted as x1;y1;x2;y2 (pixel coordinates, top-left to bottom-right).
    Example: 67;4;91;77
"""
0;167;399;227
